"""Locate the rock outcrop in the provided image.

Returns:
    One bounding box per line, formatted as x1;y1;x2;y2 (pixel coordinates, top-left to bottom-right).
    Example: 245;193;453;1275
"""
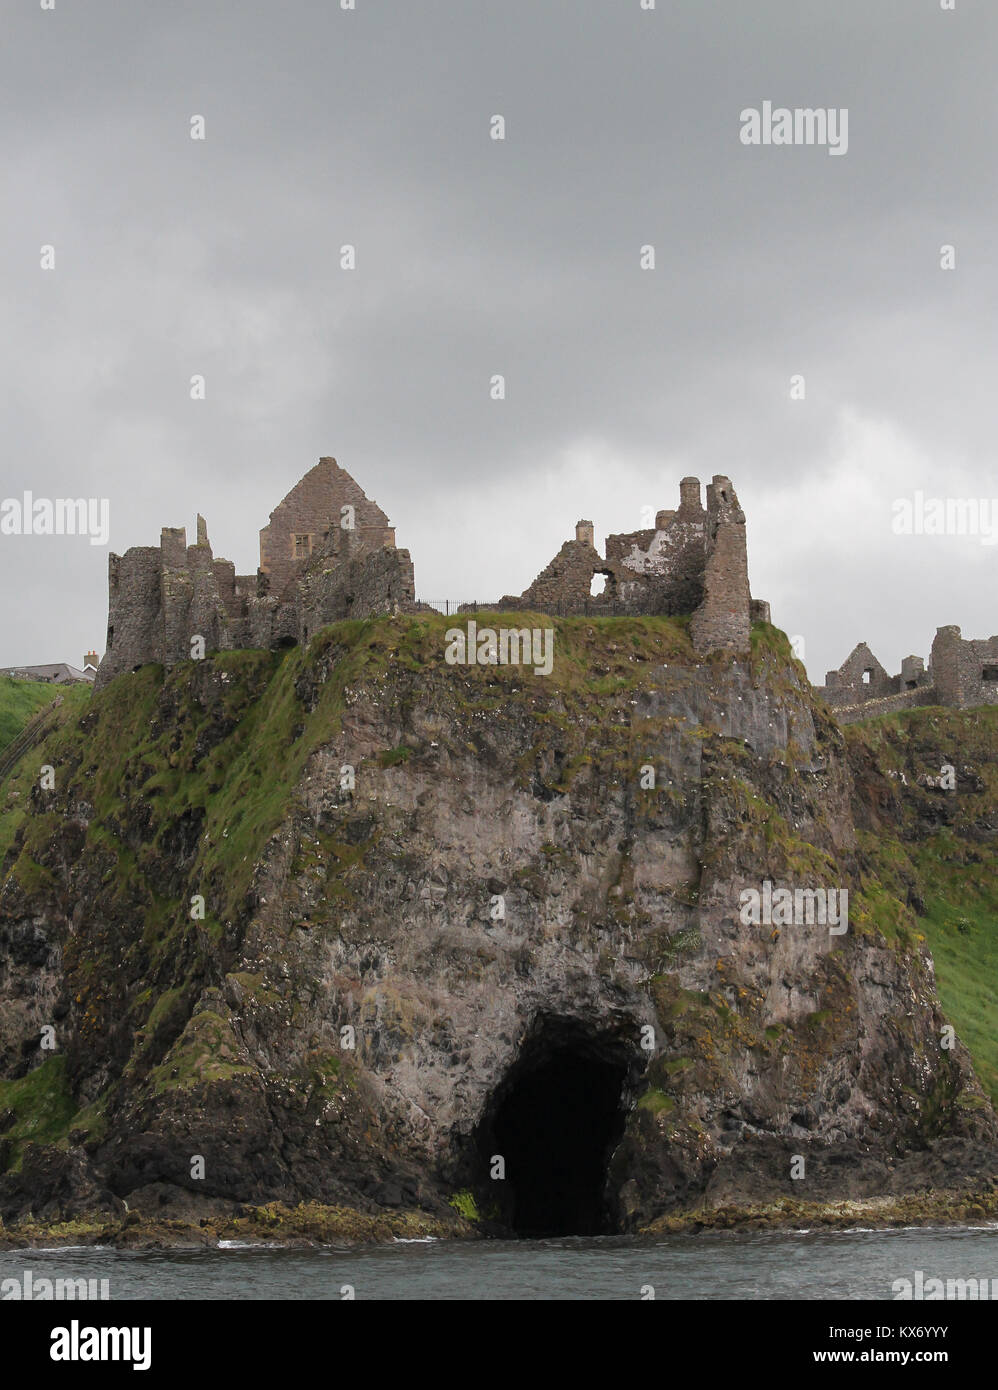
1;616;996;1238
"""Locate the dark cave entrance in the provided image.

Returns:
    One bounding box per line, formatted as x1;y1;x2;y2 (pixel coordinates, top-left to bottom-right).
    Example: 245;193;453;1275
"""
474;1017;639;1238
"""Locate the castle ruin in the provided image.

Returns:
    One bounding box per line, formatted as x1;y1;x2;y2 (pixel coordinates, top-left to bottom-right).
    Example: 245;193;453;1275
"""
95;458;415;691
96;457;998;719
94;465;764;690
497;474;769;653
816;627;998;721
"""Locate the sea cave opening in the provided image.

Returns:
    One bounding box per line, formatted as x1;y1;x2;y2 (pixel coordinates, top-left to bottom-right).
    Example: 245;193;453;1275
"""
474;1017;637;1238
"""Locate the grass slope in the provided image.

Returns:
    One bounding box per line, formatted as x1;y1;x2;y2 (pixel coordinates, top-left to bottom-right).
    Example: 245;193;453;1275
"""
0;677;63;748
847;706;998;1105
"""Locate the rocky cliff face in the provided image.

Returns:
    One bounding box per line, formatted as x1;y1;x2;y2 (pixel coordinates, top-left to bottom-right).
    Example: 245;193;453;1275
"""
1;616;995;1240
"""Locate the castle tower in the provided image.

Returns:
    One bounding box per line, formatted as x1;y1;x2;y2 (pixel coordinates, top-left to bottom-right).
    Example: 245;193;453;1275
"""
689;475;751;655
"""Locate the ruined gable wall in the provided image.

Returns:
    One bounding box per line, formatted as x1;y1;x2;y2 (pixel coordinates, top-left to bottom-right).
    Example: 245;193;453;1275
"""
819;643;897;708
259;457;395;598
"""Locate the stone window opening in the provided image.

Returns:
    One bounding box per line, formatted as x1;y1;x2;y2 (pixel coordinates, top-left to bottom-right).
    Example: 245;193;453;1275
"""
590;573;607;598
293;534;312;560
983;666;998;683
862;669;873;685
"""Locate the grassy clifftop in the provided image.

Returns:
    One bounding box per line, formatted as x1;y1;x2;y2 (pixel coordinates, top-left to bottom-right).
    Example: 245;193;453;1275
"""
0;676;73;748
846;705;998;1105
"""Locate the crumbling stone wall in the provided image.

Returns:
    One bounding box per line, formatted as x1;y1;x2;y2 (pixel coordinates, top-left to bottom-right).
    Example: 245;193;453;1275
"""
689;476;752;656
832;687;937;725
607;476;707;615
931;625;998;709
95;460;414;691
498;521;609;613
900;655;928;690
819;642;898;709
259;457;395;598
498;476;759;651
298;526;416;640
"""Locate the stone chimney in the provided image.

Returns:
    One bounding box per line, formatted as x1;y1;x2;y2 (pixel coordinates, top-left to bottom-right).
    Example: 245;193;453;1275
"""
575;519;595;547
678;477;703;516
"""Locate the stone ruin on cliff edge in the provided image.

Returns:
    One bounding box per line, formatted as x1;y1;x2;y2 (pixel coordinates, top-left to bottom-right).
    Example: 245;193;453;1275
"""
94;457;416;691
497;473;771;649
92;455;998;717
815;626;998;722
94;462;771;692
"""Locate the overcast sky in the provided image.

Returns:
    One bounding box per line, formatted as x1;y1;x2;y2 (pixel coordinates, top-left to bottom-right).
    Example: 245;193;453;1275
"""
2;0;995;683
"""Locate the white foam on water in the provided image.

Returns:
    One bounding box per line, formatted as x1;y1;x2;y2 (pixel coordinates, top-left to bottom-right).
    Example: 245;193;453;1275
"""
216;1240;282;1250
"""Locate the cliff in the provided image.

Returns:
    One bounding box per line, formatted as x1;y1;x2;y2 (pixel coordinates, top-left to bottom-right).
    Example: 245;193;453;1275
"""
1;617;996;1245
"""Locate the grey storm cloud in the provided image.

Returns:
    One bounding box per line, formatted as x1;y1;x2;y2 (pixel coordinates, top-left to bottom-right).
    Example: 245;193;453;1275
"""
1;0;995;683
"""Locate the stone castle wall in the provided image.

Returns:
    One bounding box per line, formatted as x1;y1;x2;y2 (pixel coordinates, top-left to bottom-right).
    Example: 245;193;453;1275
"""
689;477;752;656
605;475;707;615
817;625;998;721
297;526;416;640
94;455;998;717
259;456;395;598
497;474;762;654
931;626;998;709
832;687;937;725
96;460;415;691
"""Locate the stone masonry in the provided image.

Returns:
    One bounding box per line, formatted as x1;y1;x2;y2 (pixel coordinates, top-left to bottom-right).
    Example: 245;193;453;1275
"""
96;468;767;690
95;459;415;691
259;456;396;599
688;477;753;655
816;626;998;721
930;626;998;709
92;458;998;716
498;475;763;655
